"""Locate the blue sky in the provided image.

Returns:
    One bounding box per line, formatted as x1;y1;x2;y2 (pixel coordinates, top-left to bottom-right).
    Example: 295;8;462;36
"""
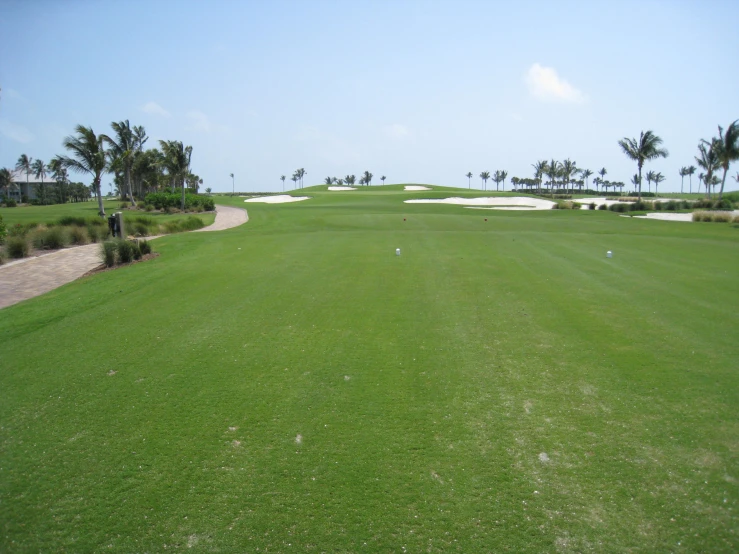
1;0;738;193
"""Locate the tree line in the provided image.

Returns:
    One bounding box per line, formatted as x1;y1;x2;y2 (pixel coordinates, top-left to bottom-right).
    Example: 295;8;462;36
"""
2;120;203;216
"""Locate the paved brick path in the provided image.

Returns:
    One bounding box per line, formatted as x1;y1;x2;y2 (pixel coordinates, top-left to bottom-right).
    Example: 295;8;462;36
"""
0;205;247;310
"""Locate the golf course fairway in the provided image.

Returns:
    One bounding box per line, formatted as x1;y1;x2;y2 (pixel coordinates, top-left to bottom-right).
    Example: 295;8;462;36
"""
1;186;738;552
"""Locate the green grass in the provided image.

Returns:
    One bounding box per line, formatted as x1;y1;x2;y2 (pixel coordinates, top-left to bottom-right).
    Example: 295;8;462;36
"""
0;200;215;228
1;186;738;552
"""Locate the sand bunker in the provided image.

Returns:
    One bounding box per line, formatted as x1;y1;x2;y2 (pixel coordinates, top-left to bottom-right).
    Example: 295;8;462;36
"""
244;195;310;204
328;186;357;191
629;213;693;222
405;197;555;210
404;186;431;191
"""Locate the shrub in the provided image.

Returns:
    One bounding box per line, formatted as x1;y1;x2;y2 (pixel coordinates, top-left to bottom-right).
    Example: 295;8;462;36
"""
132;240;142;260
733;215;739;224
132;222;149;236
609;203;628;213
6;236;30;258
57;216;87;226
0;213;5;244
0;249;5;264
692;211;712;222
120;202;129;209
32;227;67;250
712;212;732;223
139;239;152;255
589;202;596;210
598;203;607;210
665;200;678;211
68;226;89;245
116;239;135;264
144;203;154;212
86;224;108;243
101;241;117;267
631;201;654;211
653;201;663;211
4;198;17;207
713;198;734;210
144;191;215;212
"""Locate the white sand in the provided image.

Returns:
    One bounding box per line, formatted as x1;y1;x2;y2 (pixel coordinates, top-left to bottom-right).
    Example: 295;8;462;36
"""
630;213;693;222
404;185;431;191
328;186;356;191
244;195;310;204
405;196;555;210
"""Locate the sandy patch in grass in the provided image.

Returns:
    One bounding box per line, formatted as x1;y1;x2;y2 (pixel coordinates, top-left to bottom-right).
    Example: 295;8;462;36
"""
404;185;431;191
244;195;310;204
631;213;693;222
405;196;555;210
328;186;356;191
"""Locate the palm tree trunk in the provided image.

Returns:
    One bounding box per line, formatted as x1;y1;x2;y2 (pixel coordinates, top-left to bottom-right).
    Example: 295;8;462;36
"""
94;176;105;216
719;168;728;202
637;164;643;201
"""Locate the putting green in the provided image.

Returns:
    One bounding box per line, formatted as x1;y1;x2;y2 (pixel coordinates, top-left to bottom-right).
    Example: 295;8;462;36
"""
1;186;738;552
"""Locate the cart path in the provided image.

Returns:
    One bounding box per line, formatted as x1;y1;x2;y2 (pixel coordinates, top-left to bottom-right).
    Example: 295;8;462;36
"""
0;205;247;310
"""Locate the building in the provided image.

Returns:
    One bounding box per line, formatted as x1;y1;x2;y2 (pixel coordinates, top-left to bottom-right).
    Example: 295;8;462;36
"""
3;169;58;201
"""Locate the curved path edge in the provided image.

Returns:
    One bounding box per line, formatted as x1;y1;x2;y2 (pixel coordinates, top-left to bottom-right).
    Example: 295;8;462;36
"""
0;204;248;310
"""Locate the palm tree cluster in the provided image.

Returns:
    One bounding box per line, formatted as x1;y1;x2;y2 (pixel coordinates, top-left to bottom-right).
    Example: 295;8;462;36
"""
4;120;201;216
511;161;616;197
466;170;508;191
689;120;738;200
321;170;377;187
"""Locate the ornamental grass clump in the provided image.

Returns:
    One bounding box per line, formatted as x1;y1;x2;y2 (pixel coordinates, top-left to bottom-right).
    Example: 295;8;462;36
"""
101;241;116;267
6;236;30;258
32;227;67;250
68;226;89;245
115;239;135;264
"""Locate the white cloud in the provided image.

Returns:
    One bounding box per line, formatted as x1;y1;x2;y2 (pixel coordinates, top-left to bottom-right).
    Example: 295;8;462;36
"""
0;119;34;143
141;101;171;117
385;123;410;139
525;63;586;103
185;110;212;133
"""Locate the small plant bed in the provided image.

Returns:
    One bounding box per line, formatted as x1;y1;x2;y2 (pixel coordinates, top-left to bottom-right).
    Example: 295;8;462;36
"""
97;238;156;270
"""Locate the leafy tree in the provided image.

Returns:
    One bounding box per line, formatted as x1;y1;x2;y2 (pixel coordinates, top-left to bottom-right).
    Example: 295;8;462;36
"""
58;125;109;216
466;171;473;188
618;130;669;200
381;175;386;185
695;140;719;198
713;120;739;202
15;154;33;201
205;187;212;195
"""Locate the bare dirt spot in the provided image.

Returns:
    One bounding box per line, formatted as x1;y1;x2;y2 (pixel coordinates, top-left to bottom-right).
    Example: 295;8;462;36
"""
295;434;303;445
539;452;550;463
430;470;444;484
228;426;238;432
232;440;242;448
107;370;117;376
344;375;351;381
524;400;533;414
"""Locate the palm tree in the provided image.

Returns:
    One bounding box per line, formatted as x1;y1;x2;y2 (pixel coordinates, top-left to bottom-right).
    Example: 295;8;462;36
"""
381;175;386;185
159;140;192;210
324;176;332;185
102;120;144;206
686;165;696;194
545;160;561;198
653;172;665;196
618;130;669;200
465;171;473;188
499;170;508;191
532;161;547;195
32;159;48;204
630;174;640;193
58;125;108;216
695;140;719;199
0;167;12;200
291;175;298;188
561;159;577;194
479;171;490;190
678;167;687;194
15;154;33;201
345;174;356;186
579;169;593;191
713;120;739;202
363;171;373;186
645;170;655;194
597;168;607;193
230;173;235;195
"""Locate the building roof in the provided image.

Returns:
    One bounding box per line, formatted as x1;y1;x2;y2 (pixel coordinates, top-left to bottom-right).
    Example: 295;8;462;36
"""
9;168;58;184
